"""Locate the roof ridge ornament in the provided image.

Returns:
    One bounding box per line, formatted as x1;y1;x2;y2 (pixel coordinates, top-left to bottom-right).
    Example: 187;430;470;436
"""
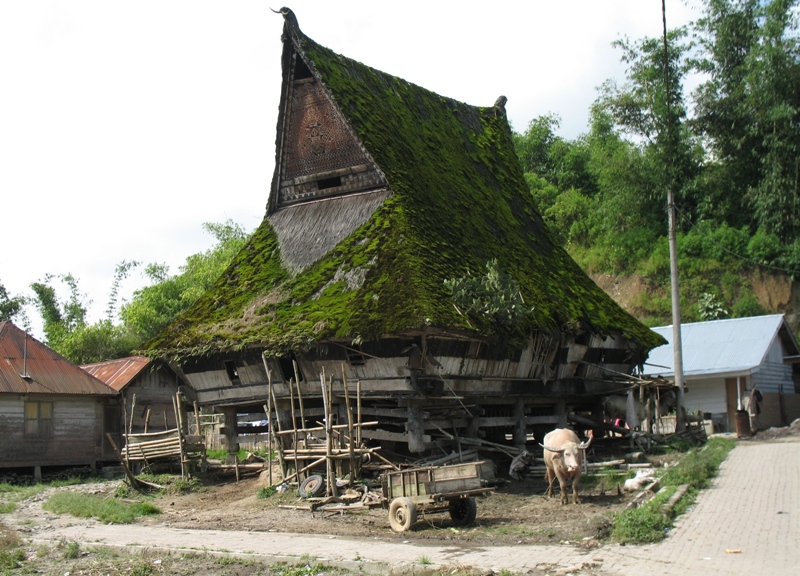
272;6;300;32
494;95;507;116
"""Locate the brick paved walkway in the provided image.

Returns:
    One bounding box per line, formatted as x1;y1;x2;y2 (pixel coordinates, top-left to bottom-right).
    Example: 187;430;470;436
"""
599;436;800;576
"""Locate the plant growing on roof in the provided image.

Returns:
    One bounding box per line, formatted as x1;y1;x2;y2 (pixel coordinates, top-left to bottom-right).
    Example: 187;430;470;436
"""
445;259;534;335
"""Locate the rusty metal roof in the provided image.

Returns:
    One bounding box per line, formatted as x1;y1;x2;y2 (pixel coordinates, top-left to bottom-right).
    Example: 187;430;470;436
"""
80;356;150;392
0;321;117;396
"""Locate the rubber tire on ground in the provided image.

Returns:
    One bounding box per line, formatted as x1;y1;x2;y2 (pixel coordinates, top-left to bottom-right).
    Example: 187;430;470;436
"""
298;474;326;498
388;497;418;532
448;497;477;526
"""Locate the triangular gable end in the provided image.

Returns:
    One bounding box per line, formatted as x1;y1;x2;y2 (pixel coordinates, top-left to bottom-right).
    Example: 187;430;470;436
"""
266;12;392;274
270;19;389;211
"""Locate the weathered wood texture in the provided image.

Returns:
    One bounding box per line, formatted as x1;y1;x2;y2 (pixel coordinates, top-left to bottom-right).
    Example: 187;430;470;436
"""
122;369;180;433
0;395;112;468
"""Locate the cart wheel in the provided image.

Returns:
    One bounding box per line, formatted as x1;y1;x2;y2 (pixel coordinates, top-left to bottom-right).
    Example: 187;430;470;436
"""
299;474;326;498
388;497;417;532
448;497;477;526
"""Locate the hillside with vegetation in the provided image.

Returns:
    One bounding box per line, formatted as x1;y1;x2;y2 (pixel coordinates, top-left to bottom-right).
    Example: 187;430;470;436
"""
514;0;800;333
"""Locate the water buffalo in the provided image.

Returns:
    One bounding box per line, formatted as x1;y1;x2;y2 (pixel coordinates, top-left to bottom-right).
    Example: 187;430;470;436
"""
540;428;592;505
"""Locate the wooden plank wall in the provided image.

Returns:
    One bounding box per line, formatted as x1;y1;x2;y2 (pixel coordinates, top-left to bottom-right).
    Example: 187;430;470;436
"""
0;395;104;468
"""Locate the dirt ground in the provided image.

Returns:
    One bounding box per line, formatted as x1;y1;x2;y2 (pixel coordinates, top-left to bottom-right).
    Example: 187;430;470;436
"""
4;423;799;575
128;439;663;548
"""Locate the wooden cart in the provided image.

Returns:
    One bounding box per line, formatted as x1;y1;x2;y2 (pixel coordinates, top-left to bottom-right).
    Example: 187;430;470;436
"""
381;461;493;532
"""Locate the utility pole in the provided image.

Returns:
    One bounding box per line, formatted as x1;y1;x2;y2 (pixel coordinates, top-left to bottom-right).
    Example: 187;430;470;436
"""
662;0;685;431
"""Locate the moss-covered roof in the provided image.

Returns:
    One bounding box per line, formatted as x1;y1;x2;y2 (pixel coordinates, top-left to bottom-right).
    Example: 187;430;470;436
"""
146;9;665;359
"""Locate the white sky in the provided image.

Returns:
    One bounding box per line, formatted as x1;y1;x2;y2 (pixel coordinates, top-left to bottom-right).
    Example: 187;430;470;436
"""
0;1;702;338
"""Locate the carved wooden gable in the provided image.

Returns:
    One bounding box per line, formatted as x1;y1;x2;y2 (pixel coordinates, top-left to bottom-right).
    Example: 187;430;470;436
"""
277;55;388;207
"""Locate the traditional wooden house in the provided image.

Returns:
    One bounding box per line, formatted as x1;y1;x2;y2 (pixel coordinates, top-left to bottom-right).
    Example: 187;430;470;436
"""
0;321;119;478
81;356;184;434
643;314;800;432
147;9;665;455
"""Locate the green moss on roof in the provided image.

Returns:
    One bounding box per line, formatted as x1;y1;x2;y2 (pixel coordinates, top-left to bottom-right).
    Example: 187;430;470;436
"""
146;13;665;359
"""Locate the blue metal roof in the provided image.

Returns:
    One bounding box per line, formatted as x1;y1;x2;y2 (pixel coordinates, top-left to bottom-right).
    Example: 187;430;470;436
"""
643;314;791;378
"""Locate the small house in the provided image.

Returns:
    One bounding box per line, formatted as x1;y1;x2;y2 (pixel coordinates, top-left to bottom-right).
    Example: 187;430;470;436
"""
0;321;119;478
81;356;184;434
643;315;800;432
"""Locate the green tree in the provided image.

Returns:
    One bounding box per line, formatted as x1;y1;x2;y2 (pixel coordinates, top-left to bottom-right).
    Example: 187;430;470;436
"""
0;281;26;323
121;219;249;343
693;0;800;242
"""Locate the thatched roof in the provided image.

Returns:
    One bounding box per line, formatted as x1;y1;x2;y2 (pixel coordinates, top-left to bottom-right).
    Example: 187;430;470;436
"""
146;8;665;359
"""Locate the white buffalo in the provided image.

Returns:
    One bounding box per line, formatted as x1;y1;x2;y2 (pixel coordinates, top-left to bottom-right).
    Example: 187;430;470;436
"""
540;428;592;505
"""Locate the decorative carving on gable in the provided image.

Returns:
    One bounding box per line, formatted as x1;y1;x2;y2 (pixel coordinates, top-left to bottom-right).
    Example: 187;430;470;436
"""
278;78;387;207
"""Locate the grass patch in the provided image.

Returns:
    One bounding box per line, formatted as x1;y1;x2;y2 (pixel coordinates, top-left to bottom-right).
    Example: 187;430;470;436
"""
43;492;161;524
270;561;339;575
0;522;22;552
0;548;25;570
611;437;735;543
61;540;80;559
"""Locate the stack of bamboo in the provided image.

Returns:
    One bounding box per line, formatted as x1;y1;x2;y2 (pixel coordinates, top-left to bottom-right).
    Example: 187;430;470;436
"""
262;358;395;496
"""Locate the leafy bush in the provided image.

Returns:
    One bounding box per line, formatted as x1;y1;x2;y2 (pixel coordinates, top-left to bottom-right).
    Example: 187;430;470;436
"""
257;486;277;499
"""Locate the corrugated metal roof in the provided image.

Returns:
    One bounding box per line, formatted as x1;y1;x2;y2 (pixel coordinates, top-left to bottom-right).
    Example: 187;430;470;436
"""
81;356;150;392
0;321;117;396
643;314;793;378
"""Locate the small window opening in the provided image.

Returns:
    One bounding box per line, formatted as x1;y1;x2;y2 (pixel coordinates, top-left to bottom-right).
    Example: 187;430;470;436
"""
278;354;304;382
346;345;366;367
224;360;241;385
316;176;342;190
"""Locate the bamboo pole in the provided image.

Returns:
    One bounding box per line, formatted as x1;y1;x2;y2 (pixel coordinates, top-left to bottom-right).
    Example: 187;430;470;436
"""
129;393;137;434
320;368;337;497
342;364;355;483
357;380;362;445
269;384;287;480
143;409;151;434
122;396;130;469
193;401;201;436
262;354;273;486
174;393;186;479
288;377;300;483
293;359;306;427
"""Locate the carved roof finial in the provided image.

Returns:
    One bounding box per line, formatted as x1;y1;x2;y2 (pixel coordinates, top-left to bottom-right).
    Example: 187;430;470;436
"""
272;6;300;32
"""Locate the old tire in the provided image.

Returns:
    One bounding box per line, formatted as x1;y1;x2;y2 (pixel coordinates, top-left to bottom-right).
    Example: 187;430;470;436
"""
299;474;326;498
388;497;417;532
448;497;477;526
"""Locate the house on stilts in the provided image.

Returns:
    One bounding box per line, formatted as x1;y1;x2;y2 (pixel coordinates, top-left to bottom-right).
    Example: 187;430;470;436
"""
145;8;666;460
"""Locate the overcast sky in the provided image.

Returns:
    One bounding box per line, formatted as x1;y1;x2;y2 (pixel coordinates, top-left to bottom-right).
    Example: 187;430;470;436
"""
0;1;702;338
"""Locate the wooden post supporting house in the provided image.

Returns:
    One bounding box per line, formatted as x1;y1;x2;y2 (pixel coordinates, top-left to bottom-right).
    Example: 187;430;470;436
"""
221;406;239;464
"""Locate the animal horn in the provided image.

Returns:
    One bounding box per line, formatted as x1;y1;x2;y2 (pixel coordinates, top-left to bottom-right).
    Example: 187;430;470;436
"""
578;436;593;450
539;443;561;453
